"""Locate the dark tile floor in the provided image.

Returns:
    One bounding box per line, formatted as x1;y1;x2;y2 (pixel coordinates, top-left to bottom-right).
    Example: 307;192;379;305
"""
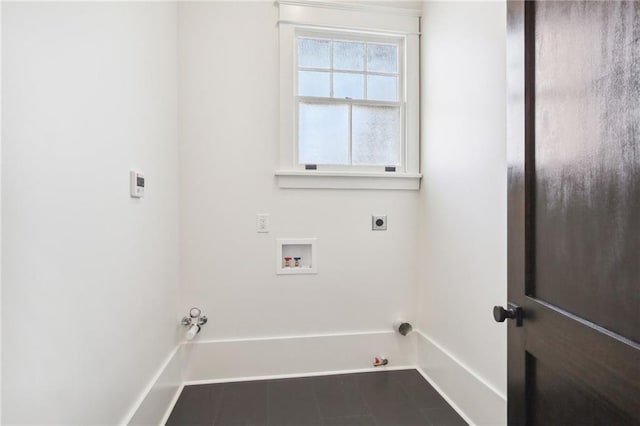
166;369;467;426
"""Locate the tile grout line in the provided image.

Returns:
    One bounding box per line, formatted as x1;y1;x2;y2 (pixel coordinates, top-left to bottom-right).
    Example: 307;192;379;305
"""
210;383;227;426
309;377;325;425
266;378;271;426
394;370;437;426
352;374;379;426
353;372;380;426
395;370;435;425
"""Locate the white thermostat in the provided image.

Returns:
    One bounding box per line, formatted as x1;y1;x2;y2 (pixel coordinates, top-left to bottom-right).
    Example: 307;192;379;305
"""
130;170;145;198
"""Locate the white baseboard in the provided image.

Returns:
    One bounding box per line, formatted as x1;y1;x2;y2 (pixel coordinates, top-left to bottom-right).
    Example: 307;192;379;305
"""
128;330;508;426
124;345;182;426
415;330;506;426
184;366;415;386
124;331;417;425
157;383;184;426
181;330;417;383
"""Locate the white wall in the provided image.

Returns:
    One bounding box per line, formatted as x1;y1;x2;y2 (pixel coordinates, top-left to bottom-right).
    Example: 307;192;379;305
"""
1;3;180;424
0;1;3;421
1;1;509;423
417;0;507;423
178;1;418;342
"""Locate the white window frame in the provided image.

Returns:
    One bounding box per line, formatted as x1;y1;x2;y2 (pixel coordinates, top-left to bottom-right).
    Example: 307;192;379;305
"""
295;31;405;171
276;1;422;190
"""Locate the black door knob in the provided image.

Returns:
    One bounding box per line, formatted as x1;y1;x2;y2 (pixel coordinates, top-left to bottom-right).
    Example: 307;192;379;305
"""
493;303;524;327
493;306;513;322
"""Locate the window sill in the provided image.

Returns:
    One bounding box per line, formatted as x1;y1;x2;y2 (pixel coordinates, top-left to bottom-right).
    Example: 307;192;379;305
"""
275;170;422;190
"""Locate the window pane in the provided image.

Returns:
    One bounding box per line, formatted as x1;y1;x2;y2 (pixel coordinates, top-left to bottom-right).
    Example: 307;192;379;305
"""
333;41;364;71
352;106;400;165
297;38;330;69
367;43;398;73
333;72;364;99
367;75;397;101
299;103;350;165
298;71;330;97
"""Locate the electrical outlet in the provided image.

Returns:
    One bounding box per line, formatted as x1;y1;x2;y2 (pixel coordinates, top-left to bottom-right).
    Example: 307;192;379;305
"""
372;215;387;231
256;214;269;233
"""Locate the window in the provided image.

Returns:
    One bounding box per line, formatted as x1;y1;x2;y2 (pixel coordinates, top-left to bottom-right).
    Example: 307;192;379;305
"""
297;34;403;168
277;1;421;190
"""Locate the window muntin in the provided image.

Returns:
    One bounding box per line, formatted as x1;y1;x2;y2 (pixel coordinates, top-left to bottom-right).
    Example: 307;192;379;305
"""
295;32;403;167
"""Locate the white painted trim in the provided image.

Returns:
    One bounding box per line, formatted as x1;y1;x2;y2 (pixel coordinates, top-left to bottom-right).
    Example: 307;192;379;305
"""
275;170;422;179
126;331;417;423
121;345;182;426
277;20;421;36
158;384;184;426
276;238;318;274
181;330;418;383
415;330;507;426
184;329;398;345
276;1;422;18
416;330;506;401
0;1;3;420
278;2;420;33
415;367;476;426
127;330;506;425
275;170;422;190
183;366;415;386
277;2;421;186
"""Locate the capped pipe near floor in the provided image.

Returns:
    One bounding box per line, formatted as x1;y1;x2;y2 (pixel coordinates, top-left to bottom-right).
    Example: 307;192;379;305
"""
373;357;389;367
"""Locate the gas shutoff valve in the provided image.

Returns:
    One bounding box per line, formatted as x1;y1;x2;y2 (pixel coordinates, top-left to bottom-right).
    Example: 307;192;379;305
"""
181;307;208;340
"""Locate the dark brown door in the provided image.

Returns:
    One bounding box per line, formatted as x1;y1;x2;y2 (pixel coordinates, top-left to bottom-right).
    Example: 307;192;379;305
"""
503;1;640;425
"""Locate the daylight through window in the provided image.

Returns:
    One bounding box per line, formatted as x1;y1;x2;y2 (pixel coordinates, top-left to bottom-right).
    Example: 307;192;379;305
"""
276;1;420;189
296;34;403;167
